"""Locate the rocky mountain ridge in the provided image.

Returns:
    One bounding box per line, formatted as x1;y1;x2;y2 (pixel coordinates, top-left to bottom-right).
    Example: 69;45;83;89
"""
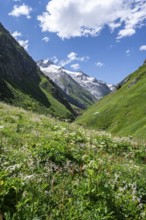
37;60;115;109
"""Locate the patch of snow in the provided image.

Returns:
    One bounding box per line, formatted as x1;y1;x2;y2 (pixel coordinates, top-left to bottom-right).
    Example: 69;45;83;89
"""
43;59;49;64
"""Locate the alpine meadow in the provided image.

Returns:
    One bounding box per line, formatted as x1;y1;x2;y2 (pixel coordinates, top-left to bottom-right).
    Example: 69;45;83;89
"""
1;0;146;219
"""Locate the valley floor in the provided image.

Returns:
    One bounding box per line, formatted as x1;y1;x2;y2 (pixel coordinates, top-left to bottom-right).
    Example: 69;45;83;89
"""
0;102;146;219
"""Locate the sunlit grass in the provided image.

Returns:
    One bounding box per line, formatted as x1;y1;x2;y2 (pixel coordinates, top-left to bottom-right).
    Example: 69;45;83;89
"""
0;102;146;219
77;65;146;140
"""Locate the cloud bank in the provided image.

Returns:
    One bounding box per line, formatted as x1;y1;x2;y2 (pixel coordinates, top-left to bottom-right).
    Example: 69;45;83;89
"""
37;0;146;39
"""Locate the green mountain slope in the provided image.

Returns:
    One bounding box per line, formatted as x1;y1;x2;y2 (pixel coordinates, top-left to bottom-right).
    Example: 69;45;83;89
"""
0;102;146;219
52;73;97;110
77;63;146;139
0;23;76;120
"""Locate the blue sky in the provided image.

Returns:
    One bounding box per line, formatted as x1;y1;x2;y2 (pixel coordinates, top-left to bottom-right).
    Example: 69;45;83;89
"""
0;0;146;84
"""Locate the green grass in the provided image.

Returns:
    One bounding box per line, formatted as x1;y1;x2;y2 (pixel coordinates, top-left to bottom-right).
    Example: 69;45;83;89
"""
76;64;146;140
39;75;75;120
0;74;75;121
0;102;146;219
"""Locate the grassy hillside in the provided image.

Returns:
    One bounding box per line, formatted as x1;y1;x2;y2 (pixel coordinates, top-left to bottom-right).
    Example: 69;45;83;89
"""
0;102;146;219
77;64;146;140
0;75;75;120
0;23;75;120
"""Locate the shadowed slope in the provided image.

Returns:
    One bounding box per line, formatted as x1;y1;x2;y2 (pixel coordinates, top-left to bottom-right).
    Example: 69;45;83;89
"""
0;23;76;120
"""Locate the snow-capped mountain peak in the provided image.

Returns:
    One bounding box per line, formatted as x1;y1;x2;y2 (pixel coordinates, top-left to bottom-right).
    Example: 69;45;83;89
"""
64;69;113;99
37;59;54;68
37;60;115;108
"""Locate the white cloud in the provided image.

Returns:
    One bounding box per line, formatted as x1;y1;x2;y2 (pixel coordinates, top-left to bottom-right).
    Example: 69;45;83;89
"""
59;59;70;67
96;62;104;67
13;0;21;2
11;31;22;39
71;63;80;70
139;45;146;51
67;52;89;62
42;36;50;42
126;49;130;56
117;28;136;39
109;22;121;32
50;56;58;63
9;4;32;19
37;0;146;39
59;52;89;67
11;30;29;50
67;52;77;61
18;40;29;50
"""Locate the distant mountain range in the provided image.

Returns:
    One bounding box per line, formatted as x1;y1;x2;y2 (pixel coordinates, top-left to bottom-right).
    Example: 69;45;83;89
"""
0;23;76;120
77;61;146;139
37;60;115;110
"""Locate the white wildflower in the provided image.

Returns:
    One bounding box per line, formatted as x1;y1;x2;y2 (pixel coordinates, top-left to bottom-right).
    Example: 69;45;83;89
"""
94;112;99;115
24;175;34;180
6;164;22;171
115;173;119;181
